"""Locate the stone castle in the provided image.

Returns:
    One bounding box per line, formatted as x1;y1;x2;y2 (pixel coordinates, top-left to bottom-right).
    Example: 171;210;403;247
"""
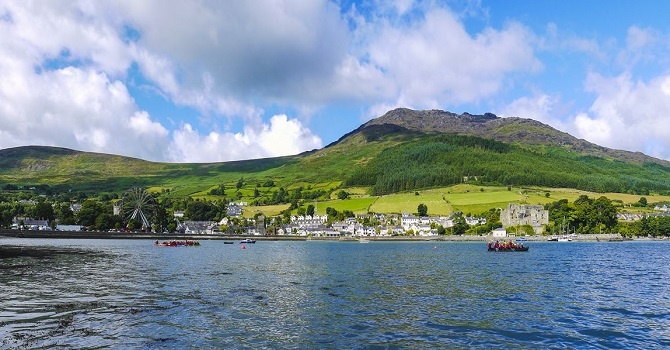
500;203;549;234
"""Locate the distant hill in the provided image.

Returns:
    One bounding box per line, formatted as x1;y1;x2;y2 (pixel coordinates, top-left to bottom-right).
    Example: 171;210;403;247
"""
1;109;670;198
348;108;669;167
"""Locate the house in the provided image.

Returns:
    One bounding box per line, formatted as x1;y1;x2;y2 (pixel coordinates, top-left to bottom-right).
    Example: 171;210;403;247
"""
12;217;50;230
491;227;507;238
180;221;218;234
401;213;420;229
227;204;242;217
291;214;328;227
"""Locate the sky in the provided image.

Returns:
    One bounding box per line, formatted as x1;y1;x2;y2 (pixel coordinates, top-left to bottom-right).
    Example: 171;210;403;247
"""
1;0;670;163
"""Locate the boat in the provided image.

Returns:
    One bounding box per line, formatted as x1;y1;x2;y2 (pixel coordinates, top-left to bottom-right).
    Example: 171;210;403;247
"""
488;246;529;252
154;240;200;247
359;238;370;243
223;241;235;244
548;235;571;242
487;241;528;252
240;239;256;244
515;237;527;242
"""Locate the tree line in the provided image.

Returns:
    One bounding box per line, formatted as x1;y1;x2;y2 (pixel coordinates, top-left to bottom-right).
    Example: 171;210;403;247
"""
345;135;670;196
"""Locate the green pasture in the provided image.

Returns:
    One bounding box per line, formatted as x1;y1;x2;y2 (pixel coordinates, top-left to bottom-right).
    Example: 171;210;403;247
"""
331;184;670;217
242;204;291;218
371;190;451;215
317;197;377;214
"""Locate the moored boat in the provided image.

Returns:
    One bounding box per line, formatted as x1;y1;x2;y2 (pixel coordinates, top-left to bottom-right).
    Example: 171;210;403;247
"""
240;239;256;244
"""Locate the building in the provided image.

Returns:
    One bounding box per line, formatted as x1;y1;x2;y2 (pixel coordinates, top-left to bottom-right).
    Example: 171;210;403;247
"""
227;204;243;217
491;227;507;238
500;203;548;234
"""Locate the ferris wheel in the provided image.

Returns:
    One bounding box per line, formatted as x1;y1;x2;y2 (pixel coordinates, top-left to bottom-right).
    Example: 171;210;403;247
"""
120;187;156;229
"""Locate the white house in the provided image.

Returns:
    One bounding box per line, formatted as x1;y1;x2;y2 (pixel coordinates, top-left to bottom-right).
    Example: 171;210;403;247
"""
491;227;507;238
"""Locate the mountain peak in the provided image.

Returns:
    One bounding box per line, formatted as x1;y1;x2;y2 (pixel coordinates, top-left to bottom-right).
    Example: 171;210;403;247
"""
351;108;670;167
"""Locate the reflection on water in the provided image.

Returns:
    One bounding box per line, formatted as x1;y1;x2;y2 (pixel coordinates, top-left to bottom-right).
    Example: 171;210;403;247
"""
1;238;670;349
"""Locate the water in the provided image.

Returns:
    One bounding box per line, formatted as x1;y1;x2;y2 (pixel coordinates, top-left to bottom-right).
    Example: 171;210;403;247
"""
1;238;669;349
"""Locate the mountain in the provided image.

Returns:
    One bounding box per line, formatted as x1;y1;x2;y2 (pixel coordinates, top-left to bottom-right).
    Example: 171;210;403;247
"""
1;109;670;198
342;108;669;167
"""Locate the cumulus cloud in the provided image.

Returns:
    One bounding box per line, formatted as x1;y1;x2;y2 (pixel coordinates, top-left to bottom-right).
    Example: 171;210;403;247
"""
168;114;322;163
357;6;541;119
7;1;667;165
0;2;169;161
500;93;563;126
572;72;670;160
119;0;350;110
0;1;329;162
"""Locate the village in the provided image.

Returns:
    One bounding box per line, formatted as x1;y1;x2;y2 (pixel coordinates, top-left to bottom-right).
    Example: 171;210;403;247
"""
7;202;559;238
8;197;670;239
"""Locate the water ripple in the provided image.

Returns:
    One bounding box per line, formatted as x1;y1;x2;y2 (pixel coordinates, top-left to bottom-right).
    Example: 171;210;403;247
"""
2;239;670;349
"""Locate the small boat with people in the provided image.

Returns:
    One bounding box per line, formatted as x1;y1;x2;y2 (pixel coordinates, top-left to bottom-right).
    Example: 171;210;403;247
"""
154;240;200;247
240;239;256;244
487;240;528;252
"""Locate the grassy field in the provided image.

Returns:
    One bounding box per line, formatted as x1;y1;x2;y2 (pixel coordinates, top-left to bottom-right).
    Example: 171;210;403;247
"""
143;182;670;219
242;204;291;218
293;184;670;217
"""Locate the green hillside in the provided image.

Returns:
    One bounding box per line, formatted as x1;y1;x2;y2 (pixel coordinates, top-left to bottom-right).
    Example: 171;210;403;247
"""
1;109;670;208
344;134;670;195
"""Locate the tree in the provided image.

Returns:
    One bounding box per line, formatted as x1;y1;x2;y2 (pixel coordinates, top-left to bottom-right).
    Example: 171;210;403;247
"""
417;203;428;217
0;203;14;228
95;213;116;231
77;200;106;228
306;204;315;216
56;203;76;225
185;201;218;221
451;212;468;235
32;201;55;222
638;197;648;207
337;190;349;200
236;178;244;190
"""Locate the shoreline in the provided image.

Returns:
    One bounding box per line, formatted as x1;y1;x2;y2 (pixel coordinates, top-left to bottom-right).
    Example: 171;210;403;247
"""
0;230;639;242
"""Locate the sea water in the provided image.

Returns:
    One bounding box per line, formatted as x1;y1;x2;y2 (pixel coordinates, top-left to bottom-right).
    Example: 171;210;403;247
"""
1;238;669;349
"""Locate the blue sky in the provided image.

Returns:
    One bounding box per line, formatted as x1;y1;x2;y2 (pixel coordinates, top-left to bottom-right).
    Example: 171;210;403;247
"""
1;0;670;162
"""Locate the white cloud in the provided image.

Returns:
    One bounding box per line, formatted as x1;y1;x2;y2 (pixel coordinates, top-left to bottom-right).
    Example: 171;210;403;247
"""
571;72;670;160
0;1;170;161
5;1;669;165
359;6;541;111
0;63;170;160
119;1;350;109
0;1;328;162
500;93;562;126
168;115;322;163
